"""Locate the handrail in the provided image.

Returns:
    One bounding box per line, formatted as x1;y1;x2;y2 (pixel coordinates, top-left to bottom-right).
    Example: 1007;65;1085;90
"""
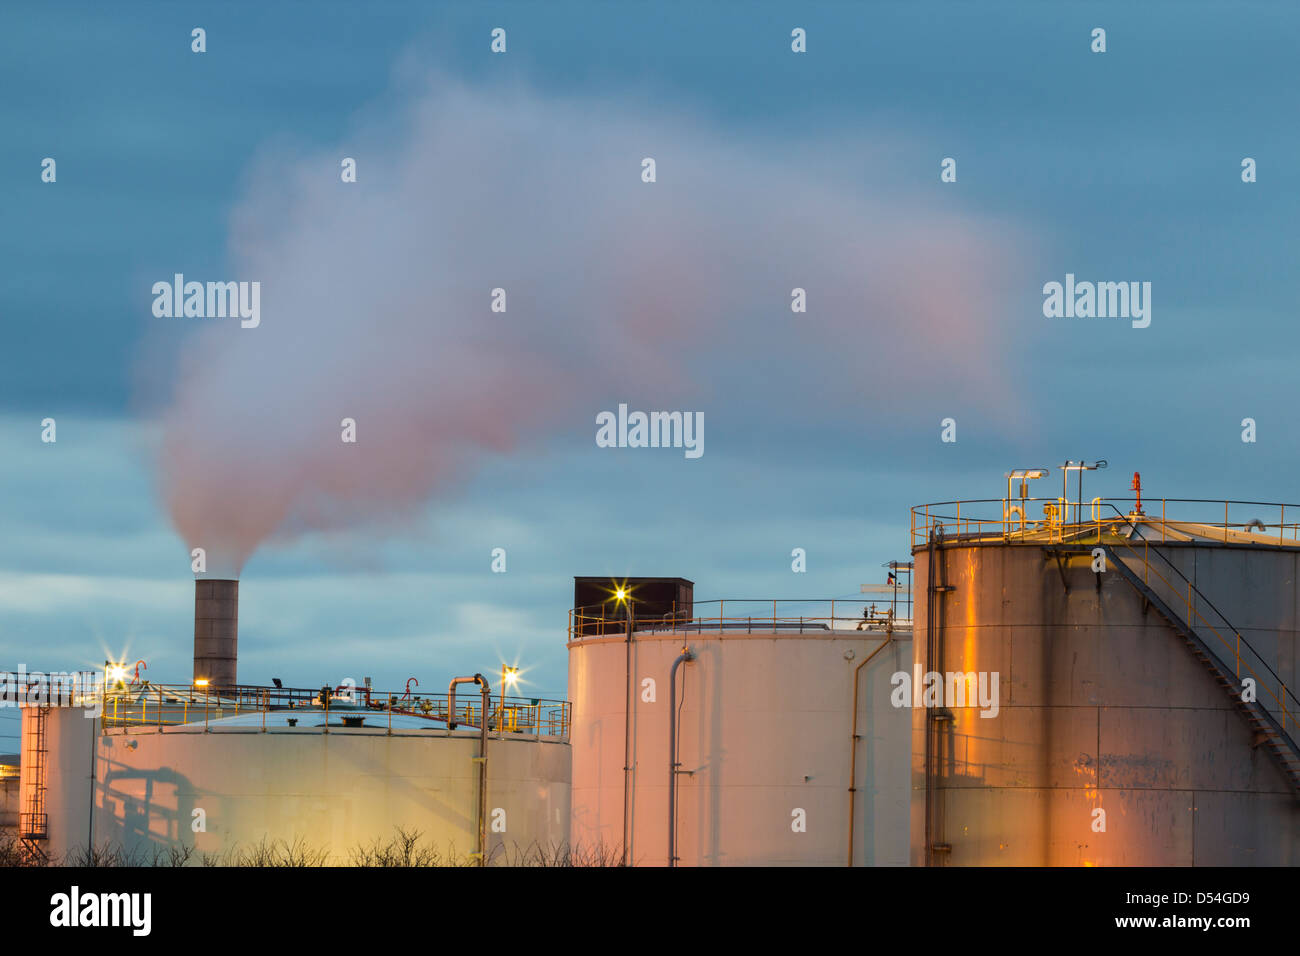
912;497;1300;548
100;683;571;738
568;598;914;641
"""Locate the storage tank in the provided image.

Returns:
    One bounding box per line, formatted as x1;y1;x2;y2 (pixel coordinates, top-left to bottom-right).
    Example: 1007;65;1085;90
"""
568;580;913;866
32;685;571;865
910;494;1300;866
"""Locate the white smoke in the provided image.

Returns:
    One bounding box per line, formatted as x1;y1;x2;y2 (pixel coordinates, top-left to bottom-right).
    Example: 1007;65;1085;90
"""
154;73;1024;575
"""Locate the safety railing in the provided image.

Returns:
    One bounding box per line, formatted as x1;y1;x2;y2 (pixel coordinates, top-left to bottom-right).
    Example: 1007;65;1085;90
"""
99;683;570;739
912;497;1300;549
569;598;913;641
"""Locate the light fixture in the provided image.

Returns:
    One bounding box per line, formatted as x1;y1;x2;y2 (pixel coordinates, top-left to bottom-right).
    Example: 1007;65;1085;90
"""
1060;459;1109;523
104;661;128;688
194;678;210;687
1005;468;1051;531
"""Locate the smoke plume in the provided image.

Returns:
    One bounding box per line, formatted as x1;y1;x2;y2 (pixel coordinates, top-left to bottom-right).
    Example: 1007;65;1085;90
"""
155;73;1024;575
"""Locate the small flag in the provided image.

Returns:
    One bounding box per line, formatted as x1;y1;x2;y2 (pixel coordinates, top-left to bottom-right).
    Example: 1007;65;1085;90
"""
887;572;896;586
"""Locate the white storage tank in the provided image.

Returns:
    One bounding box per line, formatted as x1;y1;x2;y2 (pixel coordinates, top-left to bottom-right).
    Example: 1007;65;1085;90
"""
568;580;912;866
29;689;571;865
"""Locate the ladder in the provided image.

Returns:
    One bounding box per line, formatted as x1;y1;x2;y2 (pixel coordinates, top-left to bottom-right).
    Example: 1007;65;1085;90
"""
19;705;50;864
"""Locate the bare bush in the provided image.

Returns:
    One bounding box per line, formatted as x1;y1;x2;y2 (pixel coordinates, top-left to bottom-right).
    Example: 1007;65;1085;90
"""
10;830;624;868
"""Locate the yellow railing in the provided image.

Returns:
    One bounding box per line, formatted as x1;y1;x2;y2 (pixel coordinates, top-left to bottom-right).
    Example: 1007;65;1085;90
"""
911;497;1300;549
100;684;570;738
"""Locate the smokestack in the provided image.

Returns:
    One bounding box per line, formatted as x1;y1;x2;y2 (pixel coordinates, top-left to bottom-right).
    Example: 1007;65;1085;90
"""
194;579;238;688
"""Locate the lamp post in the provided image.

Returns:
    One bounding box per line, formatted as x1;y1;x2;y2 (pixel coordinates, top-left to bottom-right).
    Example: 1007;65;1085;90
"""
1061;459;1108;525
1004;468;1050;533
616;585;634;866
500;665;519;735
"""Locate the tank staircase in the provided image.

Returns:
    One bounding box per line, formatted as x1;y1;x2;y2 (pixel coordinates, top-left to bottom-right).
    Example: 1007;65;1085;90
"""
18;705;50;864
1081;539;1300;799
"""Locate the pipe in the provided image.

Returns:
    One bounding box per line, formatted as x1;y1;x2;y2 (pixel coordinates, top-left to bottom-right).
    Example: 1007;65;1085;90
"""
448;674;491;866
622;600;634;865
845;626;895;866
923;525;940;866
667;645;694;867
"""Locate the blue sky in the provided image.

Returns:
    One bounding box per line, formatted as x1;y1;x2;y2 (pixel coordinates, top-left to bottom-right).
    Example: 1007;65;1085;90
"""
2;1;1298;744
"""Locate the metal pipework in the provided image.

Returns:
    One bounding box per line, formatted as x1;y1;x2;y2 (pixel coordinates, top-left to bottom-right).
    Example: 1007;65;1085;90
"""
1004;468;1050;534
448;674;491;866
667;646;694;868
846;628;895;866
621;596;634;866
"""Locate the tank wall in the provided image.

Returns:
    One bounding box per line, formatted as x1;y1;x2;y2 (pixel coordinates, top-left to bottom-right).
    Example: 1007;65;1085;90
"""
910;543;1300;866
0;776;17;828
569;630;912;866
29;706;97;860
1153;545;1299;727
40;708;570;864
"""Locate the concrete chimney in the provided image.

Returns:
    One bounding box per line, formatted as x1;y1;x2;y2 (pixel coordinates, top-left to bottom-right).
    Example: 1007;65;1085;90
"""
194;579;238;688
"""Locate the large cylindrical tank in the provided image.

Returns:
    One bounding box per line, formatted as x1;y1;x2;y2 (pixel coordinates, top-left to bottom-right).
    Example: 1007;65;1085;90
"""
193;579;237;688
910;532;1300;866
568;620;912;866
37;708;570;865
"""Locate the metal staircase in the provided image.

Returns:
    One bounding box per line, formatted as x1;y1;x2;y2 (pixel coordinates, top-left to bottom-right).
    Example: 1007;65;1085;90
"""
1086;540;1300;798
